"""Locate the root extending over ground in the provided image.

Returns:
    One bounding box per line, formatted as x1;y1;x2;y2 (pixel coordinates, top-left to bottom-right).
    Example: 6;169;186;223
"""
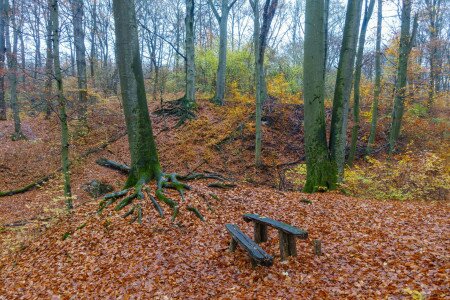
154;97;196;127
97;159;232;223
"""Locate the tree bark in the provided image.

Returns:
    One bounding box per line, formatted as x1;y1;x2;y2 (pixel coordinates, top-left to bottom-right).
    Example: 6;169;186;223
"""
329;0;363;181
388;0;418;153
348;0;375;165
303;0;337;193
51;0;72;209
251;0;278;167
366;0;382;154
44;2;53;119
0;0;7;120
183;0;196;111
112;0;161;188
208;0;238;105
6;0;24;140
71;0;88;130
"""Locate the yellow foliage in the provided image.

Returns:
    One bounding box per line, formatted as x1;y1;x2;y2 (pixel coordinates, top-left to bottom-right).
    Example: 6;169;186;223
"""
267;74;302;105
343;151;449;201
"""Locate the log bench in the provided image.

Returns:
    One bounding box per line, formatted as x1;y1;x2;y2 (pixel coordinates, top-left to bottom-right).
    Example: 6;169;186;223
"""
243;213;308;260
225;224;273;267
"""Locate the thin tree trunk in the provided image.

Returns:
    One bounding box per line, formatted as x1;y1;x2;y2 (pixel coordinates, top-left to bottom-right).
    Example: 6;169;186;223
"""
0;0;7;121
51;0;72;209
348;0;375;165
90;0;97;85
329;0;363;181
7;0;24;140
388;0;418;153
366;0;382;154
209;0;238;106
71;0;88;132
251;0;278;167
303;0;337;193
44;3;53;119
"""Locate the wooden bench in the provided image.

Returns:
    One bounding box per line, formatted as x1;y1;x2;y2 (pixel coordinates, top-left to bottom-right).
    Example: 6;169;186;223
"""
243;213;308;260
225;224;273;267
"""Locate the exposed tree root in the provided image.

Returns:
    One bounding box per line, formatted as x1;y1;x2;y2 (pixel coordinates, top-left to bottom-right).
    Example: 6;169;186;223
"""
154;97;196;127
97;173;205;223
96;158;131;174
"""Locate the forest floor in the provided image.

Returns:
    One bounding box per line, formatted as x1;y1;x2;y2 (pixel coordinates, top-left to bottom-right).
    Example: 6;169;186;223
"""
0;97;448;299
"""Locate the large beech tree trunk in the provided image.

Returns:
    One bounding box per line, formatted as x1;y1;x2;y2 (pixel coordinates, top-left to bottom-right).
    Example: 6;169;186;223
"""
51;0;72;209
184;0;196;111
303;0;337;193
112;0;161;188
329;0;363;181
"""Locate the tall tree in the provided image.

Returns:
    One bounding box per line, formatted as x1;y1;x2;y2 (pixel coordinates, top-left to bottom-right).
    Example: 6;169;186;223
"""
250;0;278;167
109;0;202;222
6;0;25;140
89;0;97;84
0;0;6;121
44;0;53;118
348;0;375;165
388;0;418;153
366;0;382;154
303;0;337;193
424;0;442;113
71;0;88;131
329;0;363;181
182;0;196;120
208;0;238;105
51;0;72;209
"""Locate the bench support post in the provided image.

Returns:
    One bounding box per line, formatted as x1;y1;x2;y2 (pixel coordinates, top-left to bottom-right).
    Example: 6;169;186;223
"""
279;231;297;260
230;238;237;252
279;231;289;260
288;235;297;256
254;223;268;243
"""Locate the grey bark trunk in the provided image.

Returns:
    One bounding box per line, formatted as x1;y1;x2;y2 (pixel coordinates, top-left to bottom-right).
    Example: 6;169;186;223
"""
44;3;53;119
71;0;88;129
348;0;375;165
366;0;382;154
303;0;337;193
184;0;196;109
51;0;72;209
0;0;7;120
209;0;237;106
388;0;418;153
329;0;363;181
6;0;24;140
112;0;161;187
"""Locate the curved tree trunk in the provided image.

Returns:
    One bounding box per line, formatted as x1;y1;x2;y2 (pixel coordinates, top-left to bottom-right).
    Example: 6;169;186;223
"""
348;0;375;165
389;0;418;153
329;0;363;181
